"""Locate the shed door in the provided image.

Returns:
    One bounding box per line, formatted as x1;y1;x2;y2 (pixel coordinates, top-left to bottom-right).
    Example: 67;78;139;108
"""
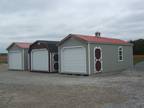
31;49;49;71
95;47;102;72
9;51;23;70
61;47;86;73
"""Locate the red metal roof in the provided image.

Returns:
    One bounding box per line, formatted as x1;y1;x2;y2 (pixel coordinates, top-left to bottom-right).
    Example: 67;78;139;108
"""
15;42;31;49
7;42;31;50
72;34;128;44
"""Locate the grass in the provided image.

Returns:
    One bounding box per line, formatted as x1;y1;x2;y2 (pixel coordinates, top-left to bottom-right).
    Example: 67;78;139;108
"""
134;55;144;65
0;61;7;64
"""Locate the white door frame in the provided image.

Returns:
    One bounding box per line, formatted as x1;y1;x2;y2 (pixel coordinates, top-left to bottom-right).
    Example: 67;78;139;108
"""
61;46;87;73
8;50;23;70
94;47;103;73
31;48;49;71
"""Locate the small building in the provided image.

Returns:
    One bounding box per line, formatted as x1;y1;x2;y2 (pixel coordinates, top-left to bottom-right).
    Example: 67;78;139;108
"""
28;40;59;72
7;42;31;70
58;33;133;75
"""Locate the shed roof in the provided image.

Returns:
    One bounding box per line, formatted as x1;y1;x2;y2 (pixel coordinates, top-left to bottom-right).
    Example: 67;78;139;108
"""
7;42;31;50
59;34;131;45
29;40;59;52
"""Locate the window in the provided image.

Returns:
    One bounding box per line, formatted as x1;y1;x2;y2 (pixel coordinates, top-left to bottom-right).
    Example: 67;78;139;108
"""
118;46;123;61
95;48;101;59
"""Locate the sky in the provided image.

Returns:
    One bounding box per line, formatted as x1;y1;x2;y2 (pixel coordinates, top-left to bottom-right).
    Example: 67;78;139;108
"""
0;0;144;52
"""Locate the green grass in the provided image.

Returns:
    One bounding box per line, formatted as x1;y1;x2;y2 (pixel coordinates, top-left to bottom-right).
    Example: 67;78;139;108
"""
0;61;7;64
134;55;144;65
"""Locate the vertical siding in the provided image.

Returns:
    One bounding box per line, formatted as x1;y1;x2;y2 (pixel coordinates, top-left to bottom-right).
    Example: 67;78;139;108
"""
90;43;133;74
8;45;29;71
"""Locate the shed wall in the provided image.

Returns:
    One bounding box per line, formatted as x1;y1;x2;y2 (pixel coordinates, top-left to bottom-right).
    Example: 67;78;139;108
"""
24;49;29;70
8;45;29;71
89;43;133;74
58;38;89;75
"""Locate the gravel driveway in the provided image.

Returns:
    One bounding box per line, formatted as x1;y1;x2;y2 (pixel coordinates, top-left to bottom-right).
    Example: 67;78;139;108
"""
135;61;144;71
0;64;144;108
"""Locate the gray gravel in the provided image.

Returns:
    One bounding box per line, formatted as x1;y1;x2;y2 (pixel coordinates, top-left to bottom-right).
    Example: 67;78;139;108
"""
0;64;144;108
135;61;144;72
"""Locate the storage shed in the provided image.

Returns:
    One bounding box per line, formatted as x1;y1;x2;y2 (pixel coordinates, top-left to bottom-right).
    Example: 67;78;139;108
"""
58;33;133;75
7;42;31;70
28;40;59;72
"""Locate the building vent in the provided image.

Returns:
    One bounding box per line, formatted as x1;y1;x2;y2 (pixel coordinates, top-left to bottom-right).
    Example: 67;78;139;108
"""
95;32;101;37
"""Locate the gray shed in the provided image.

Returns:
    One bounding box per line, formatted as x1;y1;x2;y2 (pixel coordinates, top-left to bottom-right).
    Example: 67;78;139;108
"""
7;42;31;71
28;40;59;72
58;33;133;75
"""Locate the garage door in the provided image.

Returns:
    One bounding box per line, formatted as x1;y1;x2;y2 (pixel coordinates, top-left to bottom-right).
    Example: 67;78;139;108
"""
31;49;49;71
61;47;86;74
9;51;23;70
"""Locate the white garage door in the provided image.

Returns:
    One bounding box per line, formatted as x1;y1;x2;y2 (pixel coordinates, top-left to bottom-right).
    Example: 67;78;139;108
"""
9;51;23;70
31;49;49;71
61;46;86;74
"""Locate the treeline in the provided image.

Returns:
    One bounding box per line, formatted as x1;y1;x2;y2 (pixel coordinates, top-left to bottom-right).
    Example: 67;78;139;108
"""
0;53;7;63
129;39;144;55
0;53;7;56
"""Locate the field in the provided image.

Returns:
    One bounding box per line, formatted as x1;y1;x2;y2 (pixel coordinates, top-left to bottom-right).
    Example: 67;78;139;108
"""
0;64;144;108
0;55;7;64
133;55;144;65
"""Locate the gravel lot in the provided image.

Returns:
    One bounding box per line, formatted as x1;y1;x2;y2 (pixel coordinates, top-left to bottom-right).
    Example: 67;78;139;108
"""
0;64;144;108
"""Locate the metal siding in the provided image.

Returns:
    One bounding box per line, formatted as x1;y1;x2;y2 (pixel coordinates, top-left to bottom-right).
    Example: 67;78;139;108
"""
58;38;89;75
90;43;133;74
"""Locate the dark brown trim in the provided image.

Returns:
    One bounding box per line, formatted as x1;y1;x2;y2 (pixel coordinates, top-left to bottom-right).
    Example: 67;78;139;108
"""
28;41;58;73
28;40;59;53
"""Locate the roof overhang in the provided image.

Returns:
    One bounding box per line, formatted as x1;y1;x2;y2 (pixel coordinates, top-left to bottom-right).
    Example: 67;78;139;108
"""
57;34;132;46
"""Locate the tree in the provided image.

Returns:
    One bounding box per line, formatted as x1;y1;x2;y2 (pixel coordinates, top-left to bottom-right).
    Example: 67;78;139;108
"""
129;39;144;55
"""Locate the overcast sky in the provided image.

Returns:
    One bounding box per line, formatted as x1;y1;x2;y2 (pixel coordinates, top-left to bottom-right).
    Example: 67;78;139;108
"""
0;0;144;52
